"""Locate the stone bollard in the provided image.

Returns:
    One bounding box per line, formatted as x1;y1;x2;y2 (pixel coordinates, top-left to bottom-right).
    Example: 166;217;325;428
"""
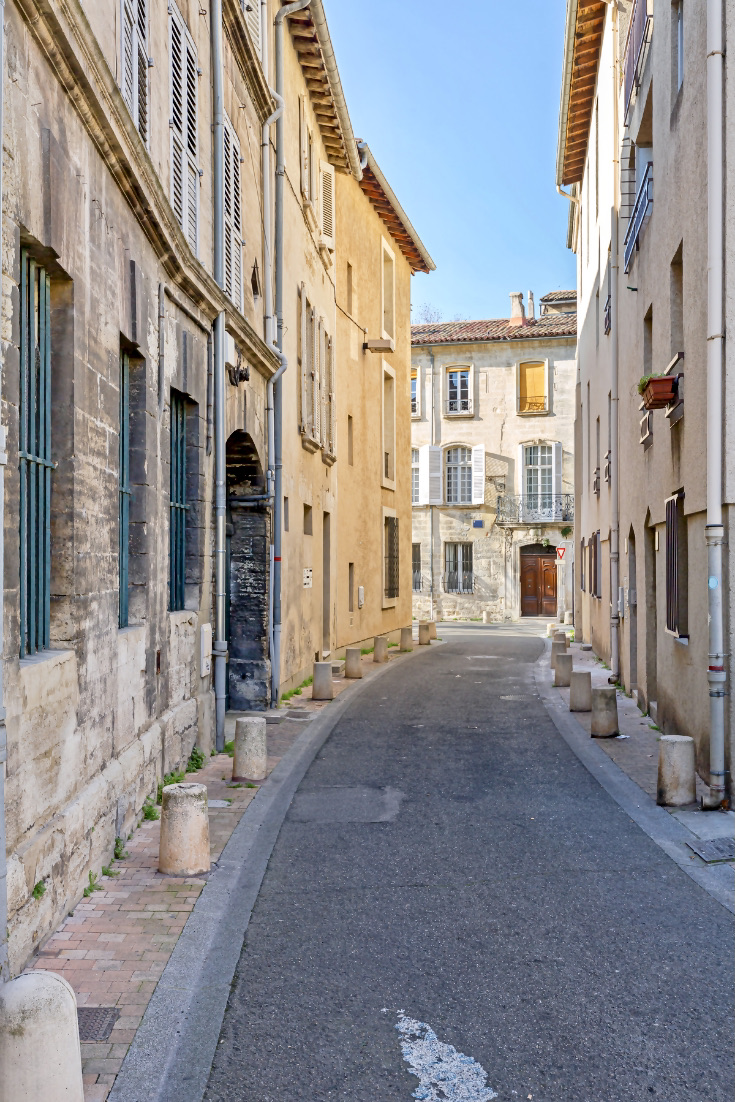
428;621;437;640
418;622;431;645
482;611;490;624
233;715;267;782
564;611;574;626
400;627;413;652
590;687;619;738
657;735;696;806
553;631;569;650
373;636;388;663
550;640;566;670
569;670;592;711
159;783;210;876
345;647;363;678
312;661;334;700
0;971;84;1102
555;653;573;687
546;622;556;638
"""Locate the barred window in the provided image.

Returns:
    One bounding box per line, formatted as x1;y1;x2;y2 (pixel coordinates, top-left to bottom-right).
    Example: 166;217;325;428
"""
170;390;188;611
444;542;473;593
446;446;472;504
666;493;688;636
412;543;422;592
384;516;399;599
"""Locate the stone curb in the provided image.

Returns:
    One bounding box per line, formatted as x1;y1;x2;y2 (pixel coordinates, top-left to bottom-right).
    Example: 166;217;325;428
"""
534;642;734;915
108;641;437;1102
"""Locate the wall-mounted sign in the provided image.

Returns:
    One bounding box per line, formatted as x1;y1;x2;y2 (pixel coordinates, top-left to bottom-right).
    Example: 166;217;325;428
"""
472;519;484;528
303;568;313;589
557;547;566;560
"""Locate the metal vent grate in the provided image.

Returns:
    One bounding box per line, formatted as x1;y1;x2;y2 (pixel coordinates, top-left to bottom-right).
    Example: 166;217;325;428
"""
77;1006;120;1042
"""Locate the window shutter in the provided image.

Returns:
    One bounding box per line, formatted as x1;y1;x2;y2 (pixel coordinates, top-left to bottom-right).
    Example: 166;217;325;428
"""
326;335;335;454
122;0;135;112
170;3;198;254
427;445;443;504
299;285;307;433
319;323;328;447
223;115;243;309
136;0;148;143
299;97;309;198
517;443;525;497
552;441;563;519
243;0;261;58
320;161;335;251
312;317;321;443
122;0;148;143
471;445;485;505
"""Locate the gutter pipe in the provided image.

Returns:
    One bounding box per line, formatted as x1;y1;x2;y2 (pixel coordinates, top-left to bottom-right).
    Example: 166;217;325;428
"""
609;0;620;683
429;348;435;622
211;0;227;751
0;0;8;983
703;0;728;808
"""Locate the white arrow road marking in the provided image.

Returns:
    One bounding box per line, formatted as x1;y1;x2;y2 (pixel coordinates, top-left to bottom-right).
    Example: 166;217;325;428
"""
395;1012;498;1101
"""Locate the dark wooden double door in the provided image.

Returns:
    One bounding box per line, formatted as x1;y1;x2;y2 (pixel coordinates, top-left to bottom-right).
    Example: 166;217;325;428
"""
521;553;557;617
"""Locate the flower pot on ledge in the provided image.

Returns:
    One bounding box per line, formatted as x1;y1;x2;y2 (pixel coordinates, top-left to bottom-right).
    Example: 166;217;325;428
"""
642;375;678;410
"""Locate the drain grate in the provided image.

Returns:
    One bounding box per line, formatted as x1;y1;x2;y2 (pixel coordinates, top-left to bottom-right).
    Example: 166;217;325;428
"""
77;1006;120;1042
686;837;735;864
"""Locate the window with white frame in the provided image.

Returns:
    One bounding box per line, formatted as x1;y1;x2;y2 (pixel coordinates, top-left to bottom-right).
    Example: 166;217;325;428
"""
299;285;334;454
518;360;548;414
411;369;419;416
122;0;149;144
170;2;199;253
411;448;420;504
224;114;243;309
446;367;471;414
446;446;472;504
524;444;553;509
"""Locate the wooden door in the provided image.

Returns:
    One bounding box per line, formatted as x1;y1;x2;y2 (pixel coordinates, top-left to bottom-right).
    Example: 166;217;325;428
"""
521;555;558;616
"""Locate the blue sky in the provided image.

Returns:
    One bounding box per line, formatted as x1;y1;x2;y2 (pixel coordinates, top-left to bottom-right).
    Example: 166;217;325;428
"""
326;0;577;323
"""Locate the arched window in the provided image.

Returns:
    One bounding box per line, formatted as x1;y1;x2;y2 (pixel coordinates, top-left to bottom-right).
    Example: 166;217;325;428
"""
446;446;472;504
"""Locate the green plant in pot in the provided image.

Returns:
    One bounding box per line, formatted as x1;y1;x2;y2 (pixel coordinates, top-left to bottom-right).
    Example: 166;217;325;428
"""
638;373;678;410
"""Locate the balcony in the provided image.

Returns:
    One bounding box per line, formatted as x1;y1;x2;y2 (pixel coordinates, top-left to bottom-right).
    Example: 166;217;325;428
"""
624;162;653;272
624;0;653;121
496;494;575;527
444;570;474;594
445;397;473;416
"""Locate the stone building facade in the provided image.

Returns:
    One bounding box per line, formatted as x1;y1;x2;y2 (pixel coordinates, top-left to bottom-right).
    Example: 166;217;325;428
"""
411;293;576;623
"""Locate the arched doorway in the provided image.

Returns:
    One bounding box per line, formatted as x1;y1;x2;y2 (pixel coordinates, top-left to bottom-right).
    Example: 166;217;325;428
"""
520;543;557;617
226;431;269;710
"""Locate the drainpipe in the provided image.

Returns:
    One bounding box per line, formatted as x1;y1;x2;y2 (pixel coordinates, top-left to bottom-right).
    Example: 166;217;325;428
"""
608;0;621;683
0;0;7;982
211;0;227;751
269;0;311;705
703;0;727;808
429;348;435;622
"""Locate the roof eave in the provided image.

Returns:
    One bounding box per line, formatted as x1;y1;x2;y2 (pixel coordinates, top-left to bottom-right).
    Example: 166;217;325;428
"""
360;143;436;274
556;0;579;188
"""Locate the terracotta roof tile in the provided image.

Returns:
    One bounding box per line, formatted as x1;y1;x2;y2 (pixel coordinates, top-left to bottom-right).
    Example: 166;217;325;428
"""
540;289;576;302
411;313;577;346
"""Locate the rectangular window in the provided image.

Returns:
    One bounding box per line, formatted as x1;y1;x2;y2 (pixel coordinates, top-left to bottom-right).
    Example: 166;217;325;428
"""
411;448;420;504
122;0;149;144
303;503;313;535
170;2;198;253
348;562;354;612
580;537;586;592
19;251;52;657
666;493;688;636
411;369;418;415
284;496;289;532
382;245;395;338
169;390;188;611
224;114;243;309
346;262;353;315
412;543;422;592
518;361;546;413
446;368;471;414
444;542;473;593
524;444;553;510
119;349;131;628
670;244;683;356
446;446;472;504
588;530;601;599
673;1;684;93
347;414;353;465
383;367;395;484
384;516;399;599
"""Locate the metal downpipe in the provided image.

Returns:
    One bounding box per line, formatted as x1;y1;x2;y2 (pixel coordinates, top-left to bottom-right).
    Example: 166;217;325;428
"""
609;0;620;684
0;0;8;982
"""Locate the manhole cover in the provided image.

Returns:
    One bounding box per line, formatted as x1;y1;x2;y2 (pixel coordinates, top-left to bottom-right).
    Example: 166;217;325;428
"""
686;837;735;863
77;1006;120;1041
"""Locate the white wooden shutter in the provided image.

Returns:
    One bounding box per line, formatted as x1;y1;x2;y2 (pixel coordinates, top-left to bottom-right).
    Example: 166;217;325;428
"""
417;445;431;506
552;441;563;520
223;115;243;309
312;316;321;443
299;97;309;198
243;0;261;58
122;1;135;113
320;162;335;251
417;445;443;506
471;445;485;505
299;285;308;433
122;0;148;144
326;334;335;455
319;322;327;447
170;3;198;254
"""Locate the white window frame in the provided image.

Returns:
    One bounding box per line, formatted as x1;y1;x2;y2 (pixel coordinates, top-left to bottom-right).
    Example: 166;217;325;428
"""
411;448;420;505
445;445;473;505
381;361;396;490
169;1;199;255
224;113;244;311
516;358;550;415
411;365;421;419
517;440;563;520
121;0;149;145
381;238;396;341
443;363;474;417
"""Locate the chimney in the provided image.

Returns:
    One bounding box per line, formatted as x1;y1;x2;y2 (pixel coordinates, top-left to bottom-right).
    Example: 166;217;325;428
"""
509;291;526;326
527;291;535;321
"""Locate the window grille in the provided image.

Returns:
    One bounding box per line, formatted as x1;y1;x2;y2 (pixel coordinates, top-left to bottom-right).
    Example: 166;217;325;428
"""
19;251;53;657
384;516;399;599
170;2;198;253
446;369;470;413
446;446;472;504
122;0;149;144
170;390;189;611
119;350;131;628
444;542;473;593
412;542;422;592
411;448;420;505
224;115;243;309
666;493;688;636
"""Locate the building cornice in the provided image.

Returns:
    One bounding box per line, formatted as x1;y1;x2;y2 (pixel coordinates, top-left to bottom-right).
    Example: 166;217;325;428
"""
223;0;279;124
556;0;607;187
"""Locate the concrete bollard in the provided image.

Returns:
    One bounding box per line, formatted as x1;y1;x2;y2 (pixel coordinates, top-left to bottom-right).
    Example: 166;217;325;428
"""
312;661;334;700
482;611;490;624
373;636;388;663
400;627;413;652
159;783;210;876
233;715;267;782
550;640;566;670
418;622;431;645
564;611;574;626
0;971;84;1102
555;653;573;687
553;631;569;650
590;687;619;737
345;647;363;678
657;735;696;806
428;621;437;640
546;622;556;638
569;670;592;711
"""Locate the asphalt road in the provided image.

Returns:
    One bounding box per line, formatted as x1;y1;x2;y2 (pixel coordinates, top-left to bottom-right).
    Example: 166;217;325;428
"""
203;625;733;1101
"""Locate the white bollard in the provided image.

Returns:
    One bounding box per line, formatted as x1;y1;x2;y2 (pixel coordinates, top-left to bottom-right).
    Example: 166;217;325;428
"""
482;611;490;624
550;640;566;670
312;661;334;700
553;631;569;650
564;611;574;626
428;621;437;640
555;653;573;687
373;636;388;663
590;687;619;738
233;715;267;782
546;622;556;638
158;782;210;876
418;622;431;645
657;735;696;806
344;647;363;678
569;671;592;711
400;627;413;652
0;972;84;1102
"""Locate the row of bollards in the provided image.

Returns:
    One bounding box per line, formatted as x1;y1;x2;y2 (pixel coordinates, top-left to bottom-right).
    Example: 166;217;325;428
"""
315;624;436;698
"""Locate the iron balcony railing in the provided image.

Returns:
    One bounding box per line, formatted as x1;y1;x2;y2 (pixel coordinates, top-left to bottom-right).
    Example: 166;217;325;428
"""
518;397;547;414
444;570;474;594
445;397;472;415
624;0;653;119
496;494;575;526
624;162;653;272
412;570;422;592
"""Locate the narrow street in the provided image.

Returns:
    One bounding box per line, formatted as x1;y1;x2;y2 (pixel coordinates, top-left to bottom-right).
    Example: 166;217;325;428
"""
203;625;733;1102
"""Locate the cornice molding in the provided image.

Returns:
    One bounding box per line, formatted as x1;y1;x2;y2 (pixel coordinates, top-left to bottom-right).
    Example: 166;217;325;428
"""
222;0;277;124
